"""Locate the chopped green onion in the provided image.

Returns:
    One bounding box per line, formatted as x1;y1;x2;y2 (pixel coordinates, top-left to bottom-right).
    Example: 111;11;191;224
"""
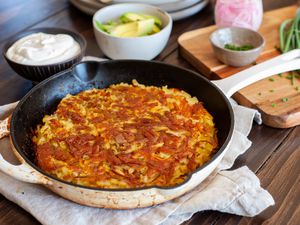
286;74;292;80
269;78;275;82
224;44;254;51
279;19;293;52
291;72;295;85
282;98;289;102
271;103;277;107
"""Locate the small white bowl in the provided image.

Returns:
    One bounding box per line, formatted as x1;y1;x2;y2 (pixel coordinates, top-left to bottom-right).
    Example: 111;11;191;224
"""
92;3;172;60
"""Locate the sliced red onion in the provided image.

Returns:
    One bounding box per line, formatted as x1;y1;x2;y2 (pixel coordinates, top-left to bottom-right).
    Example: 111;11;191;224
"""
215;0;263;31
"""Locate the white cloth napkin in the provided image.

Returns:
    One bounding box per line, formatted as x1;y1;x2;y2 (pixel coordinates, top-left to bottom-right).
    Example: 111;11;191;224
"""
0;101;274;225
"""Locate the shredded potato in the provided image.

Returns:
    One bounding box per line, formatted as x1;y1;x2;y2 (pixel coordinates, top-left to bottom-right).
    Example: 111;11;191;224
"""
33;80;218;188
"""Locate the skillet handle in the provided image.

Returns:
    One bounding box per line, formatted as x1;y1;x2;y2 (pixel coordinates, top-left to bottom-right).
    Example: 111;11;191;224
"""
81;56;107;62
212;49;300;98
0;117;52;185
0;116;10;139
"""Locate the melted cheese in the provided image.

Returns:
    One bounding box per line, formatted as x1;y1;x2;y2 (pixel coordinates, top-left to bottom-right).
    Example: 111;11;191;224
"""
33;80;218;189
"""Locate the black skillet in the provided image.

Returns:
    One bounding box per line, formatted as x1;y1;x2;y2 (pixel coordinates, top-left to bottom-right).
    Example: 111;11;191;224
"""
11;60;233;172
5;50;300;208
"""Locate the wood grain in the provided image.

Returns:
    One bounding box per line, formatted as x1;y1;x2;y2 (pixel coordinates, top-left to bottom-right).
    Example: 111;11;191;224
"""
0;198;40;225
230;124;292;172
178;5;300;128
180;124;294;225
207;126;300;225
0;0;68;42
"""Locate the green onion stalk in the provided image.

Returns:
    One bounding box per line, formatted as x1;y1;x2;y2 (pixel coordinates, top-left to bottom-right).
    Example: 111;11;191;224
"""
279;12;300;84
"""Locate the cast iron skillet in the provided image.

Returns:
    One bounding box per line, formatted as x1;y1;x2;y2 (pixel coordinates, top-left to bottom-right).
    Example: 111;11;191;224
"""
10;60;233;189
5;50;300;208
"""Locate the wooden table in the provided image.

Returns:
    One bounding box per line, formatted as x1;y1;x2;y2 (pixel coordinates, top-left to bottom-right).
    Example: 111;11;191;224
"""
0;1;299;224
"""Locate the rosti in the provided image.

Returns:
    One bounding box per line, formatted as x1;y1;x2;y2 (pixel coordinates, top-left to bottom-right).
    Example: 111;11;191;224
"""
33;80;218;189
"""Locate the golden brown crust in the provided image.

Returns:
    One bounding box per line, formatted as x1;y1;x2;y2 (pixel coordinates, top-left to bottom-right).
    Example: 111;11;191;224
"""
33;81;218;189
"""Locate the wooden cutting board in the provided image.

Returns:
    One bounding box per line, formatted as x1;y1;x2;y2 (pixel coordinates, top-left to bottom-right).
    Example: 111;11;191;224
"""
178;5;300;128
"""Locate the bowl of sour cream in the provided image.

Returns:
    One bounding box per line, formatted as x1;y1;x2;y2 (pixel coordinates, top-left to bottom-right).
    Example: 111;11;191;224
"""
3;27;86;82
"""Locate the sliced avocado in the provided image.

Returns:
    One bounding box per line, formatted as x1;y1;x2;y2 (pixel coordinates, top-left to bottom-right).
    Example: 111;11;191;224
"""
152;24;161;34
137;19;155;36
106;20;118;26
120;12;162;28
120;12;145;23
143;15;162;28
96;21;116;34
96;21;106;32
110;19;154;37
110;22;137;37
102;25;115;34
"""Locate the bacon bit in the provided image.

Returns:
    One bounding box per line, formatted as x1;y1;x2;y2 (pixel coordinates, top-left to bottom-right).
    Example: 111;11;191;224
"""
75;125;91;131
139;118;154;125
49;119;60;128
191;103;204;114
115;134;127;144
35;143;56;171
147;102;158;107
53;148;71;161
157;147;173;154
107;152;122;165
92;145;100;154
135;132;146;141
79;95;91;101
62;111;85;123
123;132;135;142
187;154;197;171
64;134;101;157
90;116;104;123
141;129;156;142
118;154;144;166
63;174;73;180
146;168;157;177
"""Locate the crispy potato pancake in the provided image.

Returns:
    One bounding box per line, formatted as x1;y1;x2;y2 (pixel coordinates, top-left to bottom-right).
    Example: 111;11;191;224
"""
33;80;218;188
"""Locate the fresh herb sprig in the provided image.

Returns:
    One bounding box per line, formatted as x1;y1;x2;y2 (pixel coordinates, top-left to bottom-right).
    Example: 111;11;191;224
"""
279;13;300;53
279;13;300;85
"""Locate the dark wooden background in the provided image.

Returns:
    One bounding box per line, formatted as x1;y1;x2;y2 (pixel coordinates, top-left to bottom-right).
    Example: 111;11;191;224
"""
0;0;299;224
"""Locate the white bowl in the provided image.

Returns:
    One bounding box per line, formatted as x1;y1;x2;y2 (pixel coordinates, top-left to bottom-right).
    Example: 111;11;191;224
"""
98;0;179;5
92;3;172;60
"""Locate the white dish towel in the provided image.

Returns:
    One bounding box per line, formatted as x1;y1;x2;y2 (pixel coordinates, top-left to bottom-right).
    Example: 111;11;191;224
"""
0;101;274;225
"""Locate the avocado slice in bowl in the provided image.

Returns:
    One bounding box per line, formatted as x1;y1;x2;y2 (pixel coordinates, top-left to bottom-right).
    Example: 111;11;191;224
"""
110;19;155;37
120;12;162;28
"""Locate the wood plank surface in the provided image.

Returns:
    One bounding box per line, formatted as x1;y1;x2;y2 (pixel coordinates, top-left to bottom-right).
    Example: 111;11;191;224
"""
181;125;295;225
206;126;300;225
178;5;300;128
0;198;40;225
0;0;69;42
0;0;298;225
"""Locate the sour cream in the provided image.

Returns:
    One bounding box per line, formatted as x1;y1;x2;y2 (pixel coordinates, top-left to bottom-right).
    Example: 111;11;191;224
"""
6;32;81;65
